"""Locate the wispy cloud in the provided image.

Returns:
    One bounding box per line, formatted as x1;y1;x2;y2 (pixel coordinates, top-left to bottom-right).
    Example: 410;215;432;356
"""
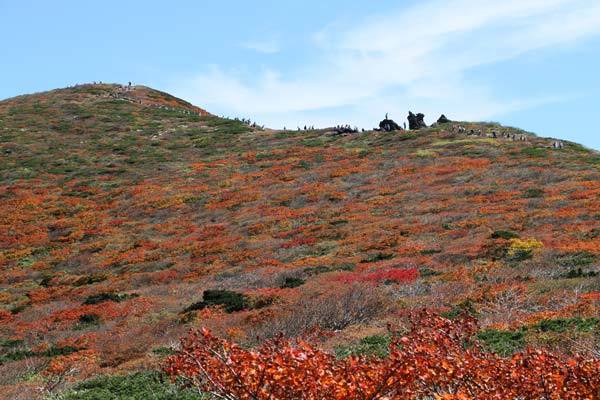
173;0;600;128
241;38;280;54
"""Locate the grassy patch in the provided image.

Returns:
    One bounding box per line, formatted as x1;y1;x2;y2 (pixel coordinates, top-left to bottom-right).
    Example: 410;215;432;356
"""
521;147;548;157
415;149;436;158
476;329;525;357
335;334;391;358
533;317;599;333
53;371;202;400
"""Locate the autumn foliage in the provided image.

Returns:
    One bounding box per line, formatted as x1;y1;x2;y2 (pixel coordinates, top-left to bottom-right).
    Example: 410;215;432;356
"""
2;84;600;397
165;311;600;399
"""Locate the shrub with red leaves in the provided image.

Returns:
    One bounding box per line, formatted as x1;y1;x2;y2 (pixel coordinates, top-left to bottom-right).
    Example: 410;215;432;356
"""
164;311;600;399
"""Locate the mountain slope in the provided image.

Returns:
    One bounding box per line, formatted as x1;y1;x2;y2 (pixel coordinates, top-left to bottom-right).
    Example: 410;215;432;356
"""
0;85;599;398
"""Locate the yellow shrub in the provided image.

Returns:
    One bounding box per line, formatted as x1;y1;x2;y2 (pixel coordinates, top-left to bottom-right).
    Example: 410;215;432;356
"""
507;238;543;257
415;149;436;158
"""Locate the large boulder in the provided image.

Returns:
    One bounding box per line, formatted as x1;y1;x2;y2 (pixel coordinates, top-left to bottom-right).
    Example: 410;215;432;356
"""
378;118;402;132
407;111;427;130
437;114;451;124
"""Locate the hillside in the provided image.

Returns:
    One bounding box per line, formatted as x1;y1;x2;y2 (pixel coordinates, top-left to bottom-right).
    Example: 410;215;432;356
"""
1;84;599;398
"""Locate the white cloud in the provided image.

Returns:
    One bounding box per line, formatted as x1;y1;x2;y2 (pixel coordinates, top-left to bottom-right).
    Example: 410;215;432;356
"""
241;38;280;54
172;0;600;128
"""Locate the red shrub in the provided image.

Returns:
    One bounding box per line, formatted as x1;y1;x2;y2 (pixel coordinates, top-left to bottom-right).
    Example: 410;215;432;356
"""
165;311;600;399
281;237;317;249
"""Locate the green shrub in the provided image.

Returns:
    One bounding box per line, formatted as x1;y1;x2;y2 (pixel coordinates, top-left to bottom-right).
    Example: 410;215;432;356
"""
476;329;525;357
533;317;599;333
280;277;305;289
441;299;477;319
83;292;138;305
42;345;80;357
559;268;598;279
523;188;544;198
53;371;201;400
507;249;534;262
330;219;348;226
0;339;24;349
490;230;520;240
152;347;175;356
39;274;54;287
0;344;80;365
361;253;394;263
557;251;596;267
10;304;28;314
419;249;441;255
297;160;311;169
0;349;36;364
78;313;101;326
184;290;248;313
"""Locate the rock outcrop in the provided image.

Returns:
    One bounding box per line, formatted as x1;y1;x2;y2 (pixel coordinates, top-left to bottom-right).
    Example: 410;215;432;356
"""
379;118;402;132
437;114;451;124
408;111;427;130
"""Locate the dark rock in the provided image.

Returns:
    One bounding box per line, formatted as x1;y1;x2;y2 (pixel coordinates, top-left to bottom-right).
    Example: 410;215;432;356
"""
437;114;451;124
334;125;358;135
407;111;427;130
378;118;402;132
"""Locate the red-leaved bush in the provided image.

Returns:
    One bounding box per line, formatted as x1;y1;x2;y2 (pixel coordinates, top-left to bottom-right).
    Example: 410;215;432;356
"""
164;311;600;399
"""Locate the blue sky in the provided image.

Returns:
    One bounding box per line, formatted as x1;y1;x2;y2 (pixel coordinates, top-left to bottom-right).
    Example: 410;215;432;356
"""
2;0;600;149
